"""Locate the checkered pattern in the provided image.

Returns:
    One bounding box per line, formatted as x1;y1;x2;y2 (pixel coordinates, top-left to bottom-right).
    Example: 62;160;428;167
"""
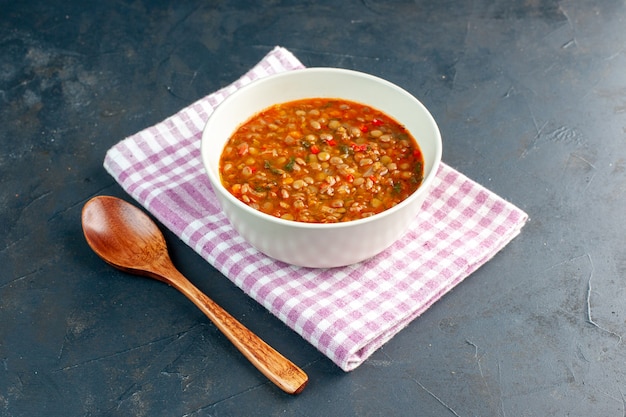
104;46;528;371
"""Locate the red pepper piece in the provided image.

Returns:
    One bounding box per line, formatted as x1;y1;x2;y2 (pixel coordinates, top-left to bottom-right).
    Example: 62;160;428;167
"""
350;142;368;152
237;142;249;156
310;144;320;154
371;118;384;126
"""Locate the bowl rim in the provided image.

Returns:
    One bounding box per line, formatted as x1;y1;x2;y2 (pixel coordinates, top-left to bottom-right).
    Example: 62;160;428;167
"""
201;67;442;230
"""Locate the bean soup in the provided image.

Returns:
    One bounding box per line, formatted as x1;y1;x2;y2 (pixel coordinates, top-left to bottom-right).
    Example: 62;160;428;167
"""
219;98;424;223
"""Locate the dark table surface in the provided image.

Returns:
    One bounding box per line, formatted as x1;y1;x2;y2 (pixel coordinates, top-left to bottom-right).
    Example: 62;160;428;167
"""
2;0;626;416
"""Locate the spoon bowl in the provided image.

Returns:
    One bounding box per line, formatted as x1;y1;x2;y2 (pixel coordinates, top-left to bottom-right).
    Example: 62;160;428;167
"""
81;195;308;394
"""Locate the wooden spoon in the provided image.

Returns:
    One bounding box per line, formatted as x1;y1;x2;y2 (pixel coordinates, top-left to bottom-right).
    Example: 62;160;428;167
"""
81;195;308;394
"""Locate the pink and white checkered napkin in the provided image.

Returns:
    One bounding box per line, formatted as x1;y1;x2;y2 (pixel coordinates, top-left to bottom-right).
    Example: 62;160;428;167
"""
104;46;528;371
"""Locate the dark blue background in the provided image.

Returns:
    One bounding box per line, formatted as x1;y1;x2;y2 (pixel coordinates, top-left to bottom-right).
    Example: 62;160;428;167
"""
2;1;625;415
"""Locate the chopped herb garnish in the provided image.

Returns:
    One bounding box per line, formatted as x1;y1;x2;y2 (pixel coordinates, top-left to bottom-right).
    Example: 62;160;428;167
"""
264;160;283;175
284;157;296;172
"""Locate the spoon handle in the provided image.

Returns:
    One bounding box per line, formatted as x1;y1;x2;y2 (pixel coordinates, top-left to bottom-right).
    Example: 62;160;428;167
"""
159;262;308;394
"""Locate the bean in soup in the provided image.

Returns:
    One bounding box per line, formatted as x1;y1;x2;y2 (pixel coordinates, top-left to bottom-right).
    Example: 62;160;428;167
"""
219;98;424;223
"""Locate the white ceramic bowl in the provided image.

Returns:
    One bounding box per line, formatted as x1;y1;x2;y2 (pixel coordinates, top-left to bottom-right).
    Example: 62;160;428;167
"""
201;68;442;268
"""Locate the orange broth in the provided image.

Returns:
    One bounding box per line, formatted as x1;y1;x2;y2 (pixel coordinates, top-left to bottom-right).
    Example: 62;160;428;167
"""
219;98;424;223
